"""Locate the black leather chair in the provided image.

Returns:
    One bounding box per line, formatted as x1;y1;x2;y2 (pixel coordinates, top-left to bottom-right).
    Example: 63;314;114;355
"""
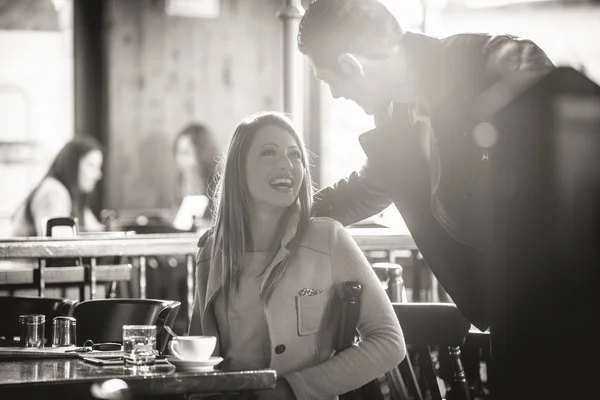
71;299;180;354
0;296;77;346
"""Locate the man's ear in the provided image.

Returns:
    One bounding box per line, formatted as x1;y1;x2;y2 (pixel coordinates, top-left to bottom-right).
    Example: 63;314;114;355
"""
336;53;364;79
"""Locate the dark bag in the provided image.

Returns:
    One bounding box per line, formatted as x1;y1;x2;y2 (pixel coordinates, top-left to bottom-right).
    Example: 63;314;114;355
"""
335;281;386;400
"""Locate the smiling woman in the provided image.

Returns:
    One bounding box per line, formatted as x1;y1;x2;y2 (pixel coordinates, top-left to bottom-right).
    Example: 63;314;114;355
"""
189;111;406;400
245;124;305;213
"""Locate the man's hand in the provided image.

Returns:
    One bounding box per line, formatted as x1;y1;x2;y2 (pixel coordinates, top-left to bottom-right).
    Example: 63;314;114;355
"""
255;378;295;400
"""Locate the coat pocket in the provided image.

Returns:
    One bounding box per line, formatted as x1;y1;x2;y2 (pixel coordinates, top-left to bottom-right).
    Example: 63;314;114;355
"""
296;293;326;336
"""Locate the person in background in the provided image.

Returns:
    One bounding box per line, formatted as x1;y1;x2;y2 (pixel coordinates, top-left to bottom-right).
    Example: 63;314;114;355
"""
145;123;222;334
173;122;220;224
11;135;104;236
190;111;405;400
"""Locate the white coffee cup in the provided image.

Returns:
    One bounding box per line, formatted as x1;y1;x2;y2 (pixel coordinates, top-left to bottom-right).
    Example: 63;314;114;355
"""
168;336;216;361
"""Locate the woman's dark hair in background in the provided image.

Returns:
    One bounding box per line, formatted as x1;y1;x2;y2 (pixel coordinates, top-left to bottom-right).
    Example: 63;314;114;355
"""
174;123;221;220
20;134;103;229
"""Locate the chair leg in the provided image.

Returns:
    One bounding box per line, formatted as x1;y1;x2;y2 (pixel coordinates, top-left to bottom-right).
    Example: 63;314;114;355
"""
447;346;472;400
386;362;412;400
416;346;443;400
398;351;424;400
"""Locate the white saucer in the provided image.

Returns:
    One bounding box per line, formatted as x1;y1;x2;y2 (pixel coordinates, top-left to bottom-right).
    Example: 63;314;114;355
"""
166;356;223;371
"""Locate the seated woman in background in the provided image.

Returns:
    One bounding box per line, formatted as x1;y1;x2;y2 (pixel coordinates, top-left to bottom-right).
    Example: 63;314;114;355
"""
142;123;221;332
11;135;104;236
189;112;405;399
173;122;220;225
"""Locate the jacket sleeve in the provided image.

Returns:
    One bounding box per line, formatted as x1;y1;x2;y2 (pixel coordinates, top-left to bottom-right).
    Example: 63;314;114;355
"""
284;221;406;400
313;160;392;227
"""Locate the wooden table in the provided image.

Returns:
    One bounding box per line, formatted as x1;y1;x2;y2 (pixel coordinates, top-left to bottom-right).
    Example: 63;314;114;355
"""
0;229;416;257
0;357;276;398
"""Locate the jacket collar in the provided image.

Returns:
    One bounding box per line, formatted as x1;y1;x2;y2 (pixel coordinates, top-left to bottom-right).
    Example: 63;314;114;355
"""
402;32;457;113
374;32;458;127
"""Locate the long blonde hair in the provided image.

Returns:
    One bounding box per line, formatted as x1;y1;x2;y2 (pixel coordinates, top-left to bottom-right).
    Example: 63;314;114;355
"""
211;111;313;302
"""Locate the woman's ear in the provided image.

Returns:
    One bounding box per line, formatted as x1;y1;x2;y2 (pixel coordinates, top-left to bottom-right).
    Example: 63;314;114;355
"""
336;53;364;79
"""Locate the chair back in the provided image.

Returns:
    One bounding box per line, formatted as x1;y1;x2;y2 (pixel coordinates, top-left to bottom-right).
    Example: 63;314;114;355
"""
155;300;181;354
393;302;471;347
335;287;473;400
0;296;77;345
43;216;83;268
71;298;180;353
44;216;79;237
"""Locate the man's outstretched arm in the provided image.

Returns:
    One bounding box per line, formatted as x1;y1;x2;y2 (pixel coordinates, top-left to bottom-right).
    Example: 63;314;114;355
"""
313;159;392;227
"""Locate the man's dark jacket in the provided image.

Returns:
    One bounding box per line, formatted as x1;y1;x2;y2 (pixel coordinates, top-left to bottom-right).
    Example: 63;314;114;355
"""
313;32;555;331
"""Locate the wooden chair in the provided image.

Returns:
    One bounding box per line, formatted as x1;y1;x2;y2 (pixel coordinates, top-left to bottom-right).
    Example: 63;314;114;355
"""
0;296;77;346
393;303;472;400
372;263;408;303
39;217;133;301
43;216;82;267
336;281;473;400
37;216;87;300
71;298;180;354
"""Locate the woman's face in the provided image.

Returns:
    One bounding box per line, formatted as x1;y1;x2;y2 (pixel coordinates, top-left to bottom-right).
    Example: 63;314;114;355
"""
175;135;198;173
244;125;304;212
78;149;103;193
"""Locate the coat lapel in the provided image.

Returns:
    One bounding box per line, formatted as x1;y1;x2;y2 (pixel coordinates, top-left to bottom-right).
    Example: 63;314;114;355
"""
202;209;301;321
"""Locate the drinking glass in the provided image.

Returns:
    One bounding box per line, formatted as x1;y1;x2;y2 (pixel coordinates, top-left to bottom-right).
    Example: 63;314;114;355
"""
52;316;77;347
122;325;157;369
19;314;45;348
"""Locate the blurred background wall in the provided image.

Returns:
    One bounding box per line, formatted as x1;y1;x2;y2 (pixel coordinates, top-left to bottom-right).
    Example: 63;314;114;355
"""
103;0;283;212
1;0;599;235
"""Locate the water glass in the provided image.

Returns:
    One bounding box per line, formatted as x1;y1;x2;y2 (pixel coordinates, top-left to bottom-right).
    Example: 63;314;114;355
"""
52;316;77;347
19;314;45;348
122;325;157;369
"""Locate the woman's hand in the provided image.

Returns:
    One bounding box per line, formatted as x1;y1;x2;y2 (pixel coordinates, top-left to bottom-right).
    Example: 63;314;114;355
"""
255;378;295;400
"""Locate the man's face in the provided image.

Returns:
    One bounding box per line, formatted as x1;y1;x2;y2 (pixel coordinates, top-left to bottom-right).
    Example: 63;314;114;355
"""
314;67;389;115
313;64;389;116
310;48;414;116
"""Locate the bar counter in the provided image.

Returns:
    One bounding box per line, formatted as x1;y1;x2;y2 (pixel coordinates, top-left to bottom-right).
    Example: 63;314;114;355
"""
0;228;416;259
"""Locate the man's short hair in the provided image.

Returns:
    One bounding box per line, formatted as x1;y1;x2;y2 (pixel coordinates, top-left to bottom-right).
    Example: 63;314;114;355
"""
298;0;403;73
